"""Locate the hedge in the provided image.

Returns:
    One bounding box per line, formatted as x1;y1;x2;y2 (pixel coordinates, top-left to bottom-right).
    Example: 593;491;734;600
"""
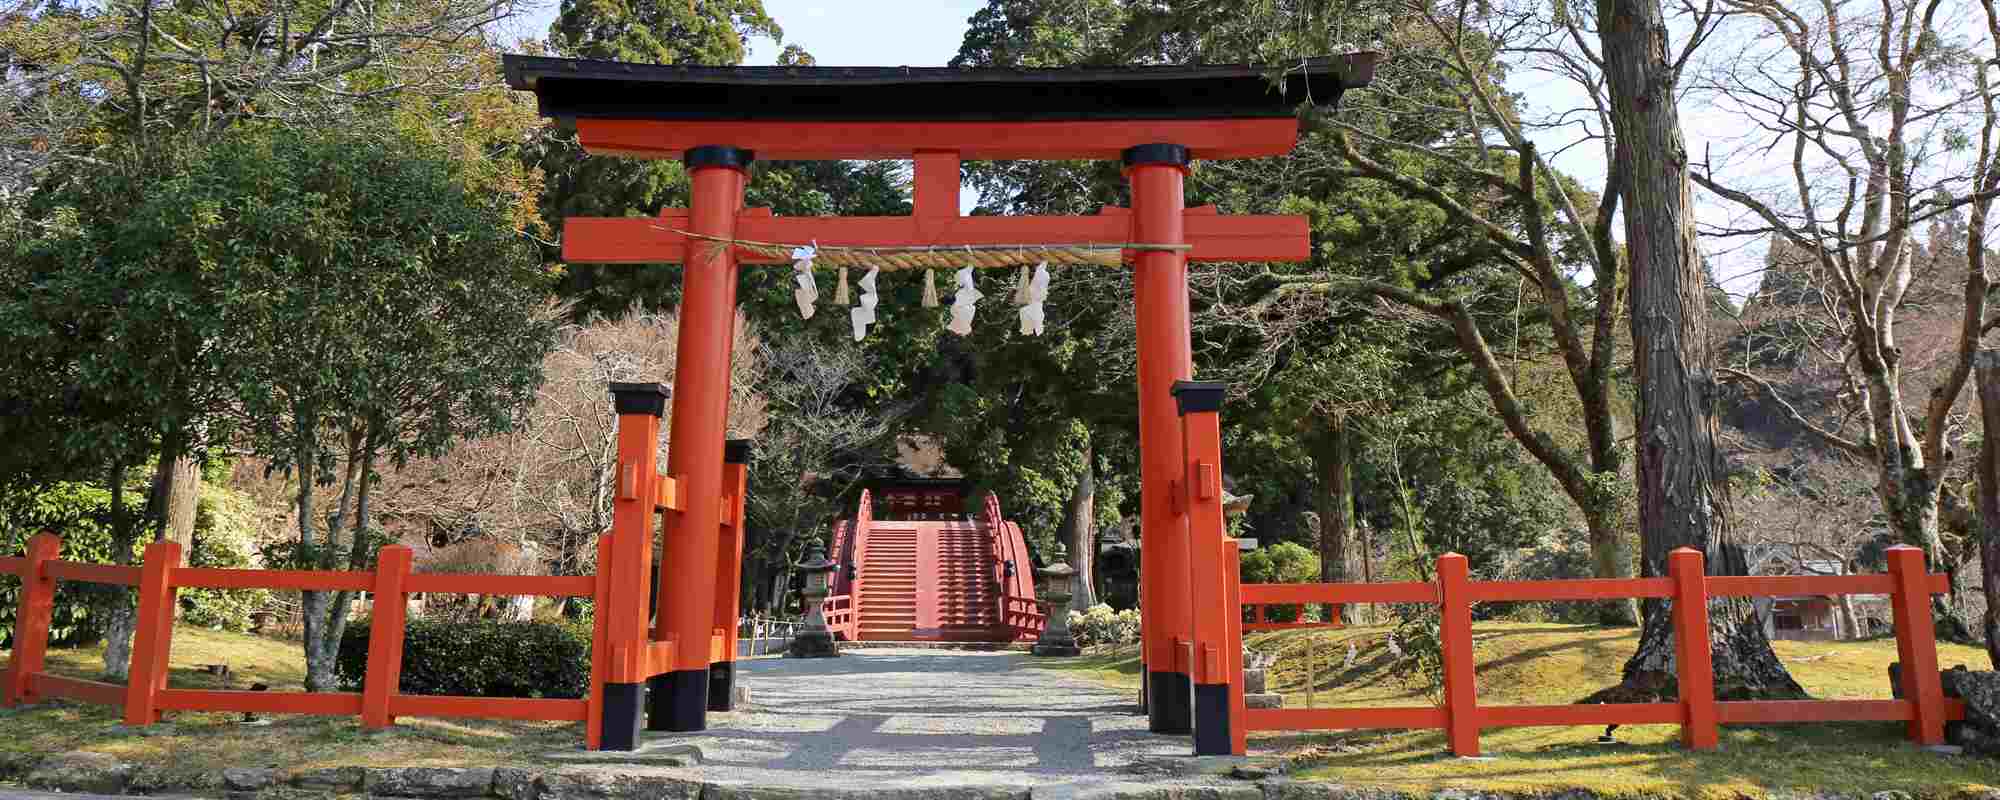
336;617;591;698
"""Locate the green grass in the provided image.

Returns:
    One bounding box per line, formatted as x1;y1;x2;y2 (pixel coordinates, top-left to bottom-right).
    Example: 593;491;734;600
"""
0;627;580;790
1043;622;1999;798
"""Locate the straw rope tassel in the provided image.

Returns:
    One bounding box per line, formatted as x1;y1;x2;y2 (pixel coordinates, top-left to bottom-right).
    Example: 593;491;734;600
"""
834;265;851;305
1013;265;1031;305
922;268;940;307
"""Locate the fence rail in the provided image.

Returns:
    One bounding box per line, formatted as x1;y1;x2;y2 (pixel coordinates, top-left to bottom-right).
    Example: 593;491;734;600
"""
1233;545;1956;757
0;531;625;744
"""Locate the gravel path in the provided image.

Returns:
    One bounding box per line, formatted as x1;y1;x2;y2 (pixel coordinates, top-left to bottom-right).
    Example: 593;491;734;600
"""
623;647;1198;793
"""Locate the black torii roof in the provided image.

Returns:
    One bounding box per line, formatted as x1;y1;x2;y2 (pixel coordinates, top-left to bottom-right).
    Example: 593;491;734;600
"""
501;53;1382;123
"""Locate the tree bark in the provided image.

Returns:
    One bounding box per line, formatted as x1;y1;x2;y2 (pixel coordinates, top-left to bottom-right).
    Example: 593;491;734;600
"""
100;460;137;680
1599;0;1802;698
1312;413;1354;624
1062;432;1098;610
1583;505;1639;626
148;446;201;552
1975;350;2000;668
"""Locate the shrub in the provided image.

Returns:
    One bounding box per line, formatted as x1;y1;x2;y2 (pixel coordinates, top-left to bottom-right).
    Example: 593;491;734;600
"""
1;482;124;648
178;489;274;632
336;616;590;698
1239;541;1322;623
1067;603;1141;648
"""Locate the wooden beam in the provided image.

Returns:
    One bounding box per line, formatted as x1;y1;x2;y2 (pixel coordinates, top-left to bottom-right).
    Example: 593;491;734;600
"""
564;210;1309;264
576;118;1300;161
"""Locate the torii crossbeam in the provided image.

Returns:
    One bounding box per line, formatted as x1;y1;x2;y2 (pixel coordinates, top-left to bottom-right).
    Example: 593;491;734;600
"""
504;52;1380;757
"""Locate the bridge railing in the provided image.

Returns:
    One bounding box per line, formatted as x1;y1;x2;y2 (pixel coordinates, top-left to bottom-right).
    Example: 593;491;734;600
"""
0;530;663;749
981;493;1045;640
1235;545;1958;757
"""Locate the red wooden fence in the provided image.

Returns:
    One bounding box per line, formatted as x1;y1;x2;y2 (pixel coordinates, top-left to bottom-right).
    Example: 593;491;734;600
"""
1233;545;1959;756
0;530;700;748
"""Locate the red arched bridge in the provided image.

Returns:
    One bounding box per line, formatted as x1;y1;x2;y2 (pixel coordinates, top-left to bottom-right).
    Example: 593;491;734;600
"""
822;487;1045;644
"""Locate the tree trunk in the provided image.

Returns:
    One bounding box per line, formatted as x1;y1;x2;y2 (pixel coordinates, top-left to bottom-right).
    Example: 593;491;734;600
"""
160;454;201;549
1312;413;1354;624
1583;505;1639;626
100;460;137;680
1063;433;1098;610
147;423;201;549
1599;0;1802;698
1974;350;2000;667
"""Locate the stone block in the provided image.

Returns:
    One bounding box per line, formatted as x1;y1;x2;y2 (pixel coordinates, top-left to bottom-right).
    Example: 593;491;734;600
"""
27;750;135;795
296;765;368;792
1243;669;1267;694
1246;693;1283;709
366;766;495;798
225;767;281;792
533;766;703;800
492;767;539;800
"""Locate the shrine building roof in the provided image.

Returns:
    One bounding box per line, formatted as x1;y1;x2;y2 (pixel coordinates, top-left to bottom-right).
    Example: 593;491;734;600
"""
501;54;1381;123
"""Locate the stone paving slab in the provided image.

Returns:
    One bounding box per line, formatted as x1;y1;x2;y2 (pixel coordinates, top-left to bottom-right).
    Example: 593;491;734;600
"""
618;647;1200;793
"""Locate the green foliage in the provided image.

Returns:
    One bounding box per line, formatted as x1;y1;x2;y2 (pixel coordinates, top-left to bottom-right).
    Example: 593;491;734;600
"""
1387;605;1446;704
177;489;273;633
1066;603;1141;648
0;482;124;646
1240;542;1322;623
1240;541;1322;585
335;618;591;698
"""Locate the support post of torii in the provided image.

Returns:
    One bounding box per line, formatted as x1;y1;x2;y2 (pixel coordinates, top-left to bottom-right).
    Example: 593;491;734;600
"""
1127;144;1197;734
649;146;752;733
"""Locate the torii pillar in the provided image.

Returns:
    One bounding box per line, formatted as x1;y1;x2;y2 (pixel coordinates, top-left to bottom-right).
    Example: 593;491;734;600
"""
1126;143;1197;733
648;145;751;732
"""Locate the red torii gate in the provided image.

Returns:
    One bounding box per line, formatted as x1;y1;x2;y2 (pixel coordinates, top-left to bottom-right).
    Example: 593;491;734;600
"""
503;54;1380;755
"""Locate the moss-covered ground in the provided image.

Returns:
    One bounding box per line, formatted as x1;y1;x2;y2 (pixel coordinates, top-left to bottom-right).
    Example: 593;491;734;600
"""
1042;622;1999;799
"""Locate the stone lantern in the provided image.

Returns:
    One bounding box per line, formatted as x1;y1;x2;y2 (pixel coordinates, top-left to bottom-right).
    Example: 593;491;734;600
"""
788;544;840;659
1032;542;1081;657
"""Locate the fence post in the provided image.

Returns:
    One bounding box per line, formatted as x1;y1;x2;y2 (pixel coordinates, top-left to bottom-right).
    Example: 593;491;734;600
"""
1886;545;1944;745
586;533;614;750
1224;538;1247;756
3;531;61;706
362;545;414;729
1437;553;1479;757
124;540;182;726
1668;547;1717;750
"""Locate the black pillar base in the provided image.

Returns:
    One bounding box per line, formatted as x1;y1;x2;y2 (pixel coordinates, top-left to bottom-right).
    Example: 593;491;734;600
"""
707;662;735;712
1192;683;1233;755
644;668;710;732
599;682;643;751
1147;670;1193;734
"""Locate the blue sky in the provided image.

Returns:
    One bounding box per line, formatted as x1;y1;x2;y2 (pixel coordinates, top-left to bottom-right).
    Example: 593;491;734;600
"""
516;1;988;67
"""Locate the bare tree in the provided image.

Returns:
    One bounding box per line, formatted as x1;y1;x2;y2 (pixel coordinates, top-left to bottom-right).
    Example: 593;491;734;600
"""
1690;0;2000;637
376;307;767;599
743;336;901;613
1228;0;1692;624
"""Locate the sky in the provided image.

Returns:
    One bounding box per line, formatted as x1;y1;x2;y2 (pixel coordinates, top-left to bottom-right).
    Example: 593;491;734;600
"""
513;0;1773;296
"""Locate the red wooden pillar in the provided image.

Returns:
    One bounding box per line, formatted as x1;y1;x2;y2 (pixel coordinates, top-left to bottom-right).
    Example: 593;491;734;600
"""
652;145;751;733
1669;547;1718;750
1175;380;1236;755
362;545;414;729
603;382;668;750
1436;553;1479;756
1887;545;1945;745
125;540;182;726
709;439;752;711
1223;539;1247;756
586;532;615;750
1127;143;1195;735
3;532;60;706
